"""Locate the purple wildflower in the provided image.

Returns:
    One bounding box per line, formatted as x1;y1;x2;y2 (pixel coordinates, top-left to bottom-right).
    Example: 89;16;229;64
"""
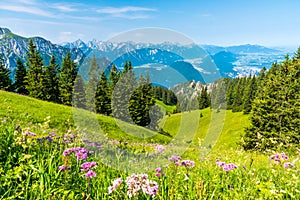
223;163;238;171
81;161;97;171
58;165;70;172
154;145;165;154
216;160;238;171
284;162;295;169
216;159;226;167
181;160;195;169
85;170;96;178
62;147;88;160
155;167;162;173
169;155;181;163
281;153;289;160
270;152;289;164
25;131;37;136
155;167;165;177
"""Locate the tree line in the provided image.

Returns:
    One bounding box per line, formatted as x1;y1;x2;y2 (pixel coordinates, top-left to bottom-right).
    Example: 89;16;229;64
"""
0;40;174;130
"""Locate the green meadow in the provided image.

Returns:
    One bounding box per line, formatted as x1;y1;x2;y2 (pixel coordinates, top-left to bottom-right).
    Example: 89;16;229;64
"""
0;91;299;199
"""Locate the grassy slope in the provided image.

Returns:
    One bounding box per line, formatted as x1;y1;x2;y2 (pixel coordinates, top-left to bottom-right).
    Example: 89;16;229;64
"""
0;91;171;143
162;108;250;151
0;90;251;151
155;100;176;114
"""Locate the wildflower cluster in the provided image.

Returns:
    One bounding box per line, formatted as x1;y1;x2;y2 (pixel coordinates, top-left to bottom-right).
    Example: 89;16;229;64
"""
59;147;98;178
108;174;159;198
155;167;166;177
269;152;299;170
216;159;238;171
25;131;37;137
269;153;289;164
169;155;181;166
36;132;57;144
63;147;88;160
181;160;195;169
154;144;165;154
81;161;97;178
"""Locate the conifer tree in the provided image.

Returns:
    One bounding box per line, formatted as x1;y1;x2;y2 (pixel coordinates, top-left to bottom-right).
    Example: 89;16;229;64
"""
198;86;210;109
95;72;111;115
112;61;136;122
59;52;78;105
73;75;86;109
0;54;12;91
243;53;300;151
243;76;257;114
232;78;245;112
14;58;28;94
44;56;60;103
25;39;45;99
85;56;99;111
129;73;157;127
108;64;120;91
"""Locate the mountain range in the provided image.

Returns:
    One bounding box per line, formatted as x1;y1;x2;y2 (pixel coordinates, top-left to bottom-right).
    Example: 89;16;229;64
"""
0;27;293;84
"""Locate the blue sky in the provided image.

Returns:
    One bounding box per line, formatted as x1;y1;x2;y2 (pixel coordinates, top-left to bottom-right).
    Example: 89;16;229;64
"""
0;0;299;47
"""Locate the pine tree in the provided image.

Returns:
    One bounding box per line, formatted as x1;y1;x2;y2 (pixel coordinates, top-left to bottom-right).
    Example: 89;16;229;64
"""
44;56;60;103
211;79;226;110
108;64;120;91
95;72;112;115
243;75;257;114
232;78;246;112
129;73;158;127
198;86;210;109
0;54;12;91
25;39;45;99
243;54;300;151
14;58;28;94
73;75;86;109
112;61;136;122
85;56;100;111
59;52;78;105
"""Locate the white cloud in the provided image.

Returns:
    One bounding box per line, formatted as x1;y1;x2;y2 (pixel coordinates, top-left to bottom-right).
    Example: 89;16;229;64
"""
97;6;156;14
48;3;78;12
96;6;156;19
16;0;37;5
0;4;56;18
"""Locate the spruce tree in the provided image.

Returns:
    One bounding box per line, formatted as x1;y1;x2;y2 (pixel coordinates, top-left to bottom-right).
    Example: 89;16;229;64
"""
112;61;136;122
95;72;111;115
243;75;257;114
232;78;245;112
129;73;157;127
73;75;86;109
25;39;45;99
59;52;78;105
14;58;28;94
108;64;120;91
243;54;300;151
198;86;210;109
44;56;60;103
0;54;12;91
85;56;99;111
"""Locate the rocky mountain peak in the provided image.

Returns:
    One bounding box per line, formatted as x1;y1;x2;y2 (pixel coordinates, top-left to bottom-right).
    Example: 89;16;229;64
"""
0;27;12;38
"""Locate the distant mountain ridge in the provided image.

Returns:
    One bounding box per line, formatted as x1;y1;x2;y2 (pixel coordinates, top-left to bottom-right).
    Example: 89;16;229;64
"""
0;27;290;82
0;27;85;78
